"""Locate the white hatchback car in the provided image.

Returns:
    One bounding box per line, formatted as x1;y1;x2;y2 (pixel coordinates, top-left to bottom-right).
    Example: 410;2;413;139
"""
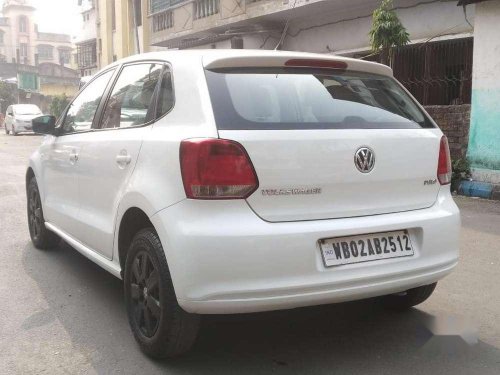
27;50;460;358
5;104;43;135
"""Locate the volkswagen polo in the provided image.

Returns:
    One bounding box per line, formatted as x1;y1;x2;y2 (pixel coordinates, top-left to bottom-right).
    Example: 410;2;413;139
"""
26;50;460;358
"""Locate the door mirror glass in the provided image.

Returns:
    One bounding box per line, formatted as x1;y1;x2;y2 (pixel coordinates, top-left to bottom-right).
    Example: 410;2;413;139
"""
32;115;57;135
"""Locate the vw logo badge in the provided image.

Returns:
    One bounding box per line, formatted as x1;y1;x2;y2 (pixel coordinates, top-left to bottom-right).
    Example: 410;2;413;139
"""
355;147;375;173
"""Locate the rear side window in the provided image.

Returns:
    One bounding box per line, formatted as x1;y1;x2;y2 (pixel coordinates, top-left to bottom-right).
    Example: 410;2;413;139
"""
205;68;435;130
156;69;174;118
100;63;163;129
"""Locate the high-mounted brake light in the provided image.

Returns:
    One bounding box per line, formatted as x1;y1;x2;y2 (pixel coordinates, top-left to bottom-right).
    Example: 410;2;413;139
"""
180;138;259;199
284;59;348;70
437;136;452;185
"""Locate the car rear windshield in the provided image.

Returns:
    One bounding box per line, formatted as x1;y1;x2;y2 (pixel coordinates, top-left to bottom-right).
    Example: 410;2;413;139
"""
205;68;435;130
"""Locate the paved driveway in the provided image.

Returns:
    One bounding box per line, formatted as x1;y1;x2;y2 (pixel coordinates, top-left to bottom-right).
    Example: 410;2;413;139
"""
1;133;499;374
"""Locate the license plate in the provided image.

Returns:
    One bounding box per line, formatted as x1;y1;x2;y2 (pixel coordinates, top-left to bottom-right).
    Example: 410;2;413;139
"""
319;230;414;267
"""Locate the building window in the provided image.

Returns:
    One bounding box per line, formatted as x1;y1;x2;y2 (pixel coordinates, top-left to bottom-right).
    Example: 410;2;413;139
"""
0;31;4;45
392;38;473;105
59;49;71;64
134;0;142;27
37;45;54;60
77;40;97;68
19;16;28;33
20;43;28;57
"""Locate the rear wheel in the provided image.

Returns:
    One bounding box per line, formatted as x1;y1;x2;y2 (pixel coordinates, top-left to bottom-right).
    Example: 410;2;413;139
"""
27;177;60;249
381;283;437;310
124;228;200;358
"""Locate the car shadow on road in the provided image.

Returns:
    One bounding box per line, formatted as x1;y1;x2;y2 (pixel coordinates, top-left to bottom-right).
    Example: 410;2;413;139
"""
23;241;500;375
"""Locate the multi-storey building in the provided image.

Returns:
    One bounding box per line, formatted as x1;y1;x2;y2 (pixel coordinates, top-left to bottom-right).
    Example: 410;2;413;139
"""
0;0;73;66
75;0;98;77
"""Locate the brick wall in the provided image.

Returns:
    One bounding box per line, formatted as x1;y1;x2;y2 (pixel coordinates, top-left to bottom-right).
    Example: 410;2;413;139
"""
424;105;471;159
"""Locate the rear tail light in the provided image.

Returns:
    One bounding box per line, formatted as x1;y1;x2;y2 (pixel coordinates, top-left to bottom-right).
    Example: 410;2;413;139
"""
437;136;452;185
180;138;259;199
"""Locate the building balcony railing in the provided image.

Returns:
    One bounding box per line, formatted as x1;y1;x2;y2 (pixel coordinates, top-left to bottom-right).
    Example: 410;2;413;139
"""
193;0;219;20
150;0;280;47
152;10;174;32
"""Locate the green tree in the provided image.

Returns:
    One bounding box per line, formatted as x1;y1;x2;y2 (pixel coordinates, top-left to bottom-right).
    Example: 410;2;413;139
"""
49;94;70;119
0;81;17;114
369;0;410;66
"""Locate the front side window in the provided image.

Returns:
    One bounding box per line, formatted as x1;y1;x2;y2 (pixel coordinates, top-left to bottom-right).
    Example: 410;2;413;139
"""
100;63;163;129
206;68;435;130
61;69;114;134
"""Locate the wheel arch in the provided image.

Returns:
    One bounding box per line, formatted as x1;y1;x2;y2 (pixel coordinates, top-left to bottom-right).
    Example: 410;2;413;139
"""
117;206;155;276
26;167;35;192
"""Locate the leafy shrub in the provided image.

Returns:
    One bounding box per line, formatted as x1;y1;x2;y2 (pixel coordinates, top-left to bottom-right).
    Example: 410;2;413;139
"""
451;157;471;192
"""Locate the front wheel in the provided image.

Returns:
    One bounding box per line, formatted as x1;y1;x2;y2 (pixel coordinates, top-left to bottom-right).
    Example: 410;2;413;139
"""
124;228;200;358
381;282;437;310
12;124;17;136
27;177;60;249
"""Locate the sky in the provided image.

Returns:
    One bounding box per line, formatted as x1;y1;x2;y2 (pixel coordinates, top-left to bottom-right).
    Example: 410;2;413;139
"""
1;0;82;38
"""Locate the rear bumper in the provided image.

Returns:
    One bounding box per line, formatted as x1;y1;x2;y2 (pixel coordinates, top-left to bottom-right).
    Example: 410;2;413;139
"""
151;188;460;314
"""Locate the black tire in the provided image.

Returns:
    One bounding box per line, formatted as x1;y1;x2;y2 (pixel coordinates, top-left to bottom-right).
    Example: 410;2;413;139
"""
27;177;60;249
124;228;200;359
12;125;17;136
381;282;437;310
4;125;8;135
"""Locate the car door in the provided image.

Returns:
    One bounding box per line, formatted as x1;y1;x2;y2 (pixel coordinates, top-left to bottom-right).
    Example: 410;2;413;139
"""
75;62;166;259
39;69;115;237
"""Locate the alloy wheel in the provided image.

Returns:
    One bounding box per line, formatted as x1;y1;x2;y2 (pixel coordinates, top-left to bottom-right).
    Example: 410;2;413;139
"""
28;187;42;241
130;251;162;338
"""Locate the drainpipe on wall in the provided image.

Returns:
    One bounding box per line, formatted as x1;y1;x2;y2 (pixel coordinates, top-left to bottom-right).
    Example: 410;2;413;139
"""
130;0;140;54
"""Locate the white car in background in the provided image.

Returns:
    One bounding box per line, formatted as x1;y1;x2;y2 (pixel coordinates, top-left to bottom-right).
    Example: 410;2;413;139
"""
5;104;43;135
26;50;460;359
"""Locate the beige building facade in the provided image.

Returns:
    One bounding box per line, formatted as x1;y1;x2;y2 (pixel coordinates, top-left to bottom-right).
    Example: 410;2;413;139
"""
97;0;151;68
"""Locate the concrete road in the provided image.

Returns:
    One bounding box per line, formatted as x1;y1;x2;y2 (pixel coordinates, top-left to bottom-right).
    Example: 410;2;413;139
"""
1;133;499;374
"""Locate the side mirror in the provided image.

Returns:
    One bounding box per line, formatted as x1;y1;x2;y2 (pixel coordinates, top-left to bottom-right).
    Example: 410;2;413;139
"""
32;115;57;135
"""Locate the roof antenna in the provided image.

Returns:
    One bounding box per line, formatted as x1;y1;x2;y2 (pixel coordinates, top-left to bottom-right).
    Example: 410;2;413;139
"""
274;0;298;50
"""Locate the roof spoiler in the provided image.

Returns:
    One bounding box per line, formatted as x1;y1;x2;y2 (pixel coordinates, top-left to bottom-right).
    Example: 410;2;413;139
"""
202;53;393;77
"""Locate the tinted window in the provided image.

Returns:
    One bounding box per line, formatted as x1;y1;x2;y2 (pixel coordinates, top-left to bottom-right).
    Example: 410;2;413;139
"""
62;70;114;134
206;68;434;130
156;68;174;118
100;63;163;129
